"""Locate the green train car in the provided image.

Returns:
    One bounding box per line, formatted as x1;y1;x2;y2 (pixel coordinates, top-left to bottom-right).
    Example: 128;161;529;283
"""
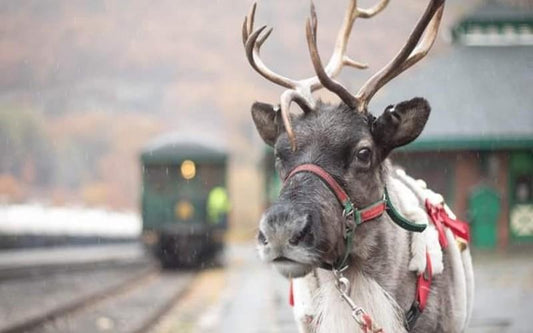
140;134;228;267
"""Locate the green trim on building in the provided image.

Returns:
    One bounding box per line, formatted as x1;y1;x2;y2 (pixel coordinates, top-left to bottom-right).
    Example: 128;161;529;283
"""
452;20;533;41
451;0;533;42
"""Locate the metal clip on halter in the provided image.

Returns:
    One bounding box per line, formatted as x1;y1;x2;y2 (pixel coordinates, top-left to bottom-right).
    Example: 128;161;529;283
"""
342;200;358;239
342;201;355;222
333;268;370;328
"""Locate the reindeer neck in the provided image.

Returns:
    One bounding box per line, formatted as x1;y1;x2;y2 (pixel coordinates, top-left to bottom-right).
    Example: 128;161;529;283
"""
347;168;418;305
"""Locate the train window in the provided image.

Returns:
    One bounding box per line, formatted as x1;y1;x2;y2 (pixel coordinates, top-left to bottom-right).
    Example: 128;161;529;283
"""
515;175;532;204
145;165;173;192
197;164;225;190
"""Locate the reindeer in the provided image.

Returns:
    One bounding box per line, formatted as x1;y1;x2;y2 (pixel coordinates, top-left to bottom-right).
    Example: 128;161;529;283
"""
242;0;474;332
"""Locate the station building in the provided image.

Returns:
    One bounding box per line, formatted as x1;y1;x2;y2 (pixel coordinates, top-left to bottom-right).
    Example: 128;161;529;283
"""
385;0;533;250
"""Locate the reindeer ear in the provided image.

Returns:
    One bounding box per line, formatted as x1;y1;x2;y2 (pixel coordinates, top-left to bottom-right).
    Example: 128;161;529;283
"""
372;97;430;152
251;102;283;147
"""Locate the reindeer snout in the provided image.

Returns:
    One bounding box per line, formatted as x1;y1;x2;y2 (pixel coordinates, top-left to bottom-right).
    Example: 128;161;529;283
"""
257;204;321;277
258;204;317;249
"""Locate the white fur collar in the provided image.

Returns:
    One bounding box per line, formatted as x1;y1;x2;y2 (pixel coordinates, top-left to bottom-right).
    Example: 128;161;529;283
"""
295;269;406;333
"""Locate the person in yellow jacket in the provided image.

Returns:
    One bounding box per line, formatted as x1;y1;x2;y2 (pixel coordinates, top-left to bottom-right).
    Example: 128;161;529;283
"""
207;186;230;227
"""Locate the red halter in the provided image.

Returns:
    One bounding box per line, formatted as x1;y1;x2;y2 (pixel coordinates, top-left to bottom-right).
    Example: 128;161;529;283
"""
284;164;386;225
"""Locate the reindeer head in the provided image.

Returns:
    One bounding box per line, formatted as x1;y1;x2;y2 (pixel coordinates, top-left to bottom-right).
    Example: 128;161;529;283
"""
244;0;445;278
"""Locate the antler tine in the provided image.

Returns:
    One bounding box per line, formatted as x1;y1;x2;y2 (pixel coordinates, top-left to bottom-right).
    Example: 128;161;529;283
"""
358;0;390;19
243;3;274;49
241;2;255;45
309;0;390;92
306;3;358;109
242;3;297;89
390;5;444;78
355;0;445;112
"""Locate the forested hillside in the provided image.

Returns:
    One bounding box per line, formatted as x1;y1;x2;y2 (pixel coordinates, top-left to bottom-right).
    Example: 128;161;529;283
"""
0;0;479;209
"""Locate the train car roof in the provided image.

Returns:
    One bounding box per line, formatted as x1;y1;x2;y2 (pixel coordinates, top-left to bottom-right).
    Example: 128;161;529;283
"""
141;132;227;164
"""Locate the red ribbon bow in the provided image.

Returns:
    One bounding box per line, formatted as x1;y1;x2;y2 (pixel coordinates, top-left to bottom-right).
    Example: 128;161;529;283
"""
425;200;470;248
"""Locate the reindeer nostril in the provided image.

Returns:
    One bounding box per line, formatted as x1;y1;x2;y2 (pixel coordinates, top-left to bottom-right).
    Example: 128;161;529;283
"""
289;214;314;246
288;235;299;246
257;230;268;245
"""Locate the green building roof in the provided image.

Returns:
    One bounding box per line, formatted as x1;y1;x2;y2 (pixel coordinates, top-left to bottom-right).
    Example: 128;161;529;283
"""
371;1;533;152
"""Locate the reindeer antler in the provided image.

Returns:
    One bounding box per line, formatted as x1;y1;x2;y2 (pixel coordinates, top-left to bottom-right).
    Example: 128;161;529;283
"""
242;3;298;90
243;1;387;150
307;0;445;113
309;0;445;113
244;0;443;146
355;0;445;112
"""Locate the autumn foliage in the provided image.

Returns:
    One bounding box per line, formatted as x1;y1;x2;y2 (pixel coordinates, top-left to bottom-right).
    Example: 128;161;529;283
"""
0;108;162;209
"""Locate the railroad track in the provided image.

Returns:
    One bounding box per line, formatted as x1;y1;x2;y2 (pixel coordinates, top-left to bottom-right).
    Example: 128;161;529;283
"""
0;265;195;333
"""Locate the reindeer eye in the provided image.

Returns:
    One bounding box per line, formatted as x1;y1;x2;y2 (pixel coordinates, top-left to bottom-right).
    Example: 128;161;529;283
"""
356;148;372;163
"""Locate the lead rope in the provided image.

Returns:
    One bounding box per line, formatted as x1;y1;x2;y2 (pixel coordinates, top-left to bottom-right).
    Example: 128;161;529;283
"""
333;267;384;333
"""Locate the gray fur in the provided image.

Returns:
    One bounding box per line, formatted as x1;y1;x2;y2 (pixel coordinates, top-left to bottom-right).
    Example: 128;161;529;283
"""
254;99;470;332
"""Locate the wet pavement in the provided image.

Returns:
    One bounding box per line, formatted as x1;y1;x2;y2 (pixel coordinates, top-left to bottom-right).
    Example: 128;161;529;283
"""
467;249;533;333
153;243;533;333
151;244;296;333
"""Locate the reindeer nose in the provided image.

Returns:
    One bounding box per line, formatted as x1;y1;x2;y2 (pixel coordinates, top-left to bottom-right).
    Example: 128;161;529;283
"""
259;204;316;248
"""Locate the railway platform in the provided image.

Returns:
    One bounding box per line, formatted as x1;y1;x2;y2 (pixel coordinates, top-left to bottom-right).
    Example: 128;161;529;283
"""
152;243;533;333
0;243;150;280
